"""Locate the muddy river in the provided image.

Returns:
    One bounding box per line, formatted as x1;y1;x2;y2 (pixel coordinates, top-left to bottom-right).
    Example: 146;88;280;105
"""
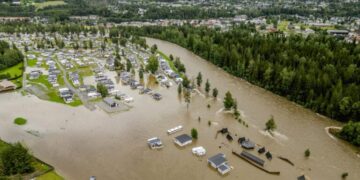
0;38;359;180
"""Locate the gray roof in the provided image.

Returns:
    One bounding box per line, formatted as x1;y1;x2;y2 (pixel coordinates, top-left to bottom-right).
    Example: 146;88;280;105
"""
174;134;192;144
103;97;116;105
218;164;230;172
208;153;227;167
240;151;265;167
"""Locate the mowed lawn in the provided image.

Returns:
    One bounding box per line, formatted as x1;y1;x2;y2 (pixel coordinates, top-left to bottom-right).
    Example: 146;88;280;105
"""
36;171;64;180
34;1;67;10
0;62;23;78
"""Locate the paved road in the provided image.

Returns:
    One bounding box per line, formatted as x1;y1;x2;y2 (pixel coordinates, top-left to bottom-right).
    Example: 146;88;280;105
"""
55;59;96;111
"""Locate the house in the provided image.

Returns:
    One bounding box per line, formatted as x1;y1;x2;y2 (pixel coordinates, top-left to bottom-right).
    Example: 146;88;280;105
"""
192;146;206;156
0;80;16;92
147;137;163;149
174;134;192;147
58;88;73;103
29;70;41;80
238;137;255;149
207;153;231;175
103;97;118;108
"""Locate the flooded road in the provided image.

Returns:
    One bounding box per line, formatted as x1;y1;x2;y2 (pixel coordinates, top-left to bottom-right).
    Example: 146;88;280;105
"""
0;38;359;180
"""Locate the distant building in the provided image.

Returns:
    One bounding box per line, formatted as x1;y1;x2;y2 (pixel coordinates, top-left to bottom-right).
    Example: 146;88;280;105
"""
327;30;349;37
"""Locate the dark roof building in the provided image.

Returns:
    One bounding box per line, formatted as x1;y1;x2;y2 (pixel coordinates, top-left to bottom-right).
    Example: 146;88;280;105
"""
207;153;231;175
240;151;265;167
174;134;192;147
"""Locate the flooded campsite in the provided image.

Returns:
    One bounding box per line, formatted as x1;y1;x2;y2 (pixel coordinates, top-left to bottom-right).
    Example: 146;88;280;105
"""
0;37;359;180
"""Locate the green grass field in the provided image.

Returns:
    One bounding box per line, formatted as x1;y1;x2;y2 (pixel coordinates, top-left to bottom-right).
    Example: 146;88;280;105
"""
27;59;38;67
28;75;82;107
14;117;27;125
34;1;67;10
36;171;64;180
29;75;53;89
0;62;23;78
278;21;289;32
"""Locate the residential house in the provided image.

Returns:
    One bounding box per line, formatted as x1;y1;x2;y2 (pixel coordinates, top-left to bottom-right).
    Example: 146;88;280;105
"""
207;153;231;175
174;134;192;147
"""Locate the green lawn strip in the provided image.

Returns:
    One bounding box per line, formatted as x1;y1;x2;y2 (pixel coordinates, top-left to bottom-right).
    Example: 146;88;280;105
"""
36;170;64;180
27;59;38;67
28;75;53;89
34;1;67;10
14;117;27;125
0;62;24;78
10;76;23;89
157;51;179;74
28;75;82;107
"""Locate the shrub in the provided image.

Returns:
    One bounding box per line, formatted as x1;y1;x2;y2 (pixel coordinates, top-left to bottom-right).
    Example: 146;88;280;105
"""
14;117;27;125
191;128;198;139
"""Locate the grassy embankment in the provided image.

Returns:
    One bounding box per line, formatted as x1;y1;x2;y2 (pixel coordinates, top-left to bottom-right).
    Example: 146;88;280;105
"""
0;62;24;88
0;139;63;180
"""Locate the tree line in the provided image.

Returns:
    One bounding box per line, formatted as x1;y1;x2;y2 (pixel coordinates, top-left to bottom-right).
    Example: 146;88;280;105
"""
118;24;359;123
0;41;24;72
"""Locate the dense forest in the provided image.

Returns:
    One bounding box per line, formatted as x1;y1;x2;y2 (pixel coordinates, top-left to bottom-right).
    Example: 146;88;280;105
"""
118;24;359;123
338;121;360;146
0;41;24;71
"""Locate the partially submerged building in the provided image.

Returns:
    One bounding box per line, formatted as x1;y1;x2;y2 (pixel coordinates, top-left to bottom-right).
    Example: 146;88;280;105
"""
147;137;163;149
207;153;231;175
174;134;192;147
103;97;118;108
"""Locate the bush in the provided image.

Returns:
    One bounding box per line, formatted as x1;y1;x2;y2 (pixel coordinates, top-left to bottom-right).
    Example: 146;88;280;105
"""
14;117;27;125
305;149;311;157
191;128;198;139
341;172;348;179
1;143;34;175
265;116;276;131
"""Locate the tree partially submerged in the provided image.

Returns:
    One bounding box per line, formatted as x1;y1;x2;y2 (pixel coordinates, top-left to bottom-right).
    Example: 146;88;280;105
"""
191;128;198;139
97;83;108;98
1;143;34;176
265;116;277;131
223;91;235;110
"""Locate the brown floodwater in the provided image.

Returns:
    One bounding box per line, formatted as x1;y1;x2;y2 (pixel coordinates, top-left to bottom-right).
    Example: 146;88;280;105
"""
0;38;359;180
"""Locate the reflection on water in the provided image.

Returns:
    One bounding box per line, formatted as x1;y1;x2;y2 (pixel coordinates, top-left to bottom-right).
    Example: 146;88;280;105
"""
0;38;359;180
